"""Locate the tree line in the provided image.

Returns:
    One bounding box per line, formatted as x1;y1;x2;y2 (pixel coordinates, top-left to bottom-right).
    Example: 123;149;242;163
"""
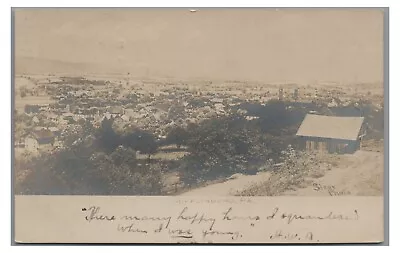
15;100;309;195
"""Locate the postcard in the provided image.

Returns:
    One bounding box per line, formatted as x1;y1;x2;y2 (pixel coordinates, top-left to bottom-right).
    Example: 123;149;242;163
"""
13;8;386;244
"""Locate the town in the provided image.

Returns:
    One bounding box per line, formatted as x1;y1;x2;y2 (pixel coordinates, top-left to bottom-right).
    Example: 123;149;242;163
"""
14;73;384;196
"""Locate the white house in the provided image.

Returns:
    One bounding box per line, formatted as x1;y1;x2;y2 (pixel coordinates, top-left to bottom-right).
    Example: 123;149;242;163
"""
24;136;39;151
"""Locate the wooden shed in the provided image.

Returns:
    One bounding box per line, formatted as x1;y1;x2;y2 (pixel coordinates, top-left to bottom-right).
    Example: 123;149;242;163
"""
296;114;365;154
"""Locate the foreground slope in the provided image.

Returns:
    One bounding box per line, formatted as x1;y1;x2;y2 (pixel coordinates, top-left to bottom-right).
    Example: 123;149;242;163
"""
180;150;384;196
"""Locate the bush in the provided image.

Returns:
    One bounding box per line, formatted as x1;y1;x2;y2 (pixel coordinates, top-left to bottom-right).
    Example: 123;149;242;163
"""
16;144;163;195
236;146;323;196
166;126;189;148
175;115;274;185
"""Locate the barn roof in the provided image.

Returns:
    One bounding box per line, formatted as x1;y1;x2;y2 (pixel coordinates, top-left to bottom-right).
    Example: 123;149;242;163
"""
296;114;364;141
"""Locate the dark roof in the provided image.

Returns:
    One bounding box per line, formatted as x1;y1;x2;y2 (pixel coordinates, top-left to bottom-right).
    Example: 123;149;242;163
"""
296;114;364;141
32;129;55;140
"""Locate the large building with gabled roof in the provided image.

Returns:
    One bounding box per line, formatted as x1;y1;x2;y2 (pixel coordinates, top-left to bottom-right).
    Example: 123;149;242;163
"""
296;114;365;154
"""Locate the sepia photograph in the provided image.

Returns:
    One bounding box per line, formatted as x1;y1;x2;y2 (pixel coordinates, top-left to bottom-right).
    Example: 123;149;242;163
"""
12;7;386;244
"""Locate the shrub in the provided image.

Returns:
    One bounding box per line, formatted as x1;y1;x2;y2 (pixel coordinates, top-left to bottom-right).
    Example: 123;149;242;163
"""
236;146;323;196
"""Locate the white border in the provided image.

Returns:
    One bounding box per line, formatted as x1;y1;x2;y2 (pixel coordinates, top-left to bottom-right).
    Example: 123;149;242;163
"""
1;1;398;252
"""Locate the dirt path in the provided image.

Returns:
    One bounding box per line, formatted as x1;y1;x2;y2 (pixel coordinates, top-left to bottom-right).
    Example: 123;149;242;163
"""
180;172;271;196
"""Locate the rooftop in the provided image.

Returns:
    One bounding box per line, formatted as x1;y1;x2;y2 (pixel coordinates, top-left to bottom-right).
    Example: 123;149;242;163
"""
296;114;364;141
32;129;55;139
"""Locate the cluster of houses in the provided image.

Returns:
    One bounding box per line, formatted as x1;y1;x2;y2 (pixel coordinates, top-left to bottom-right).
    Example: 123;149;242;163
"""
14;76;376;156
14;81;238;154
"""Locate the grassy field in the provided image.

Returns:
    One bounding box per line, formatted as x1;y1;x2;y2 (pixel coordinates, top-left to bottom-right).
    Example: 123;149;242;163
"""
14;76;55;113
15;95;55;113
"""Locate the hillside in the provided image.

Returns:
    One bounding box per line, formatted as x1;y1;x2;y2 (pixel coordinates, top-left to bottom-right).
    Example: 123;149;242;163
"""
180;150;384;196
15;56;123;75
283;150;384;196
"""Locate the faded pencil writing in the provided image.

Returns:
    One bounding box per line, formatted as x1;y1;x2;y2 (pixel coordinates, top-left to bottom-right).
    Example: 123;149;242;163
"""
80;205;361;242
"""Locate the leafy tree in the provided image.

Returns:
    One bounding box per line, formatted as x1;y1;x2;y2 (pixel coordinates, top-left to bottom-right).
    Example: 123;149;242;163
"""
17;137;163;195
166;126;189;148
89;147;162;195
186;115;263;158
123;130;158;161
95;117;121;153
178;115;273;184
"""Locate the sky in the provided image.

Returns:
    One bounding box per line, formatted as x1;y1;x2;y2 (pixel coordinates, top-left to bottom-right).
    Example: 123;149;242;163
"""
14;8;384;84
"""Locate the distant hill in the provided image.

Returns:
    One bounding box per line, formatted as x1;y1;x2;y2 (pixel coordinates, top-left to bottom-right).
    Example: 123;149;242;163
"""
13;56;384;88
14;56;126;75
